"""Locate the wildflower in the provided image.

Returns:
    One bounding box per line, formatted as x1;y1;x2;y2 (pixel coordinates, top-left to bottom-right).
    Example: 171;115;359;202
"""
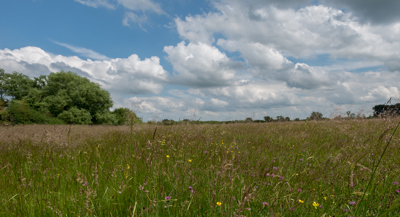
299;199;304;203
349;201;356;205
313;202;319;209
271;173;274;177
273;167;277;170
396;190;399;194
299;159;303;161
166;155;170;158
205;151;208;153
298;189;302;193
394;182;399;185
262;202;269;206
165;196;171;200
324;197;327;200
189;186;193;190
280;176;284;180
84;182;88;186
216;202;222;206
296;173;299;175
188;159;192;162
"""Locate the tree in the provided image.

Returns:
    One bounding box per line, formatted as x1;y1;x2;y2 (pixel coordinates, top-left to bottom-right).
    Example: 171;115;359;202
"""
0;69;115;125
264;116;273;122
373;104;400;116
1;71;35;101
276;116;285;121
112;107;141;125
309;111;323;120
245;117;253;122
43;71;113;122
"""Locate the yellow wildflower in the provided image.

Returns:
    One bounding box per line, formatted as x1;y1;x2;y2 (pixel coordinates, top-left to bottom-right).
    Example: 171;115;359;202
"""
313;202;319;209
188;159;192;162
299;199;304;203
216;202;222;206
324;197;327;200
166;155;170;158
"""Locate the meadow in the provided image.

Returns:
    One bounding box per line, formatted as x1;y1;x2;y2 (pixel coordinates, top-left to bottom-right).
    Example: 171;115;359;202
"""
1;119;400;216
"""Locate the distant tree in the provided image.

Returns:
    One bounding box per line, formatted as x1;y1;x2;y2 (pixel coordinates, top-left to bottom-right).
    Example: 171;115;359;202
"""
285;117;290;121
264;116;273;122
112;107;141;125
346;111;351;118
309;111;323;120
276;116;285;121
245;117;253;122
373;104;400;116
294;118;300;121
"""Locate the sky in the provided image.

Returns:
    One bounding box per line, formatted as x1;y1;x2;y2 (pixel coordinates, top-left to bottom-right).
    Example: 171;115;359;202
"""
1;0;400;121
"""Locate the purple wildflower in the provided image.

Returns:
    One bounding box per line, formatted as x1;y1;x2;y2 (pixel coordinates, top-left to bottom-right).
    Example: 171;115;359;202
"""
165;196;172;200
345;209;349;212
189;186;193;189
271;173;274;177
349;201;356;205
266;173;270;176
394;182;398;185
205;151;208;153
191;190;194;193
273;167;277;170
84;182;88;186
298;189;302;193
280;176;284;180
396;190;400;194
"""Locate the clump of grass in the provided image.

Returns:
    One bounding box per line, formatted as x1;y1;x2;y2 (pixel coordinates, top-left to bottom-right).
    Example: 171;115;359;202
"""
0;119;400;216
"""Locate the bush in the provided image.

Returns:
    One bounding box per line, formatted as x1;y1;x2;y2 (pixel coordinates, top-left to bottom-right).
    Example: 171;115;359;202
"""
58;107;92;124
5;100;64;124
94;112;118;125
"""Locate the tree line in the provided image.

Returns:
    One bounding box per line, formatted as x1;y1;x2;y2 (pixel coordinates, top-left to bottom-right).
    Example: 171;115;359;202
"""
0;69;141;125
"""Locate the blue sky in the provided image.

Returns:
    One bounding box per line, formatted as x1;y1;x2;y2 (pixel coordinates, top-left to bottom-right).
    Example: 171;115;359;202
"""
1;0;400;121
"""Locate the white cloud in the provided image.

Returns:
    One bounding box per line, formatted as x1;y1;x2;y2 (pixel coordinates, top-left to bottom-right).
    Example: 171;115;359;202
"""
52;41;110;60
175;2;400;71
0;46;168;95
75;0;166;27
164;41;242;87
74;0;116;9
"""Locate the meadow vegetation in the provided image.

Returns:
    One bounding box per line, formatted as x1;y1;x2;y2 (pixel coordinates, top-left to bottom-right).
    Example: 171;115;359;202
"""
1;119;400;216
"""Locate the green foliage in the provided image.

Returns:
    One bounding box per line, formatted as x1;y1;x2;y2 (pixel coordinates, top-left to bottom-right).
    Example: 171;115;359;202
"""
0;69;116;125
112;107;142;125
5;100;64;124
1;71;35;100
43;71;113;121
94;111;118;125
57;107;92;124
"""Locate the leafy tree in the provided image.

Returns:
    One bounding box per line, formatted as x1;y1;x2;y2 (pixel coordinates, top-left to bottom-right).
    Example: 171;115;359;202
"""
309;111;323;120
285;117;290;121
94;111;117;125
43;71;113;122
1;71;35;100
276;116;285;121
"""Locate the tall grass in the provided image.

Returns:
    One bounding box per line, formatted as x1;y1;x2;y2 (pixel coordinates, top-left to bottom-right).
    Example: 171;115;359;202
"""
1;119;400;216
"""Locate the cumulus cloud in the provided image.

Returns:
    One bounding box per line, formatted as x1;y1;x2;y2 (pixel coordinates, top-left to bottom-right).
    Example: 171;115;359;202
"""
175;2;400;71
0;46;168;95
322;0;400;24
164;41;243;87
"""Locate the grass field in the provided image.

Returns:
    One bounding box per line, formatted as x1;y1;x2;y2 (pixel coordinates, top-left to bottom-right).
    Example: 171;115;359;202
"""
1;119;400;216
